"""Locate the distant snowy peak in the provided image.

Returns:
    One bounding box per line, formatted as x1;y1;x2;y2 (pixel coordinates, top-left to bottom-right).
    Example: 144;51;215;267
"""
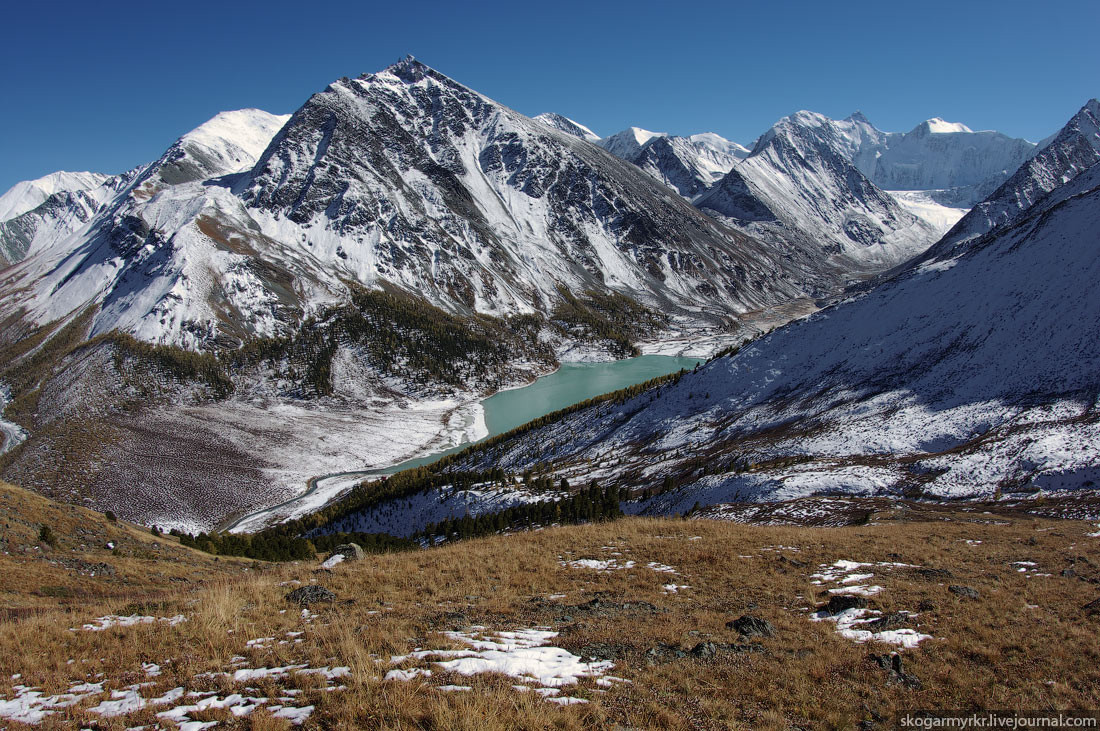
630;135;747;199
598;128;747;200
0;172;134;267
134;108;290;192
933;98;1100;253
699;119;935;271
596;127;667;159
533;113;600;142
754;110;887;176
0;171;109;223
687;133;750;160
875;118;1034;195
759;109;1034;200
919;117;974;135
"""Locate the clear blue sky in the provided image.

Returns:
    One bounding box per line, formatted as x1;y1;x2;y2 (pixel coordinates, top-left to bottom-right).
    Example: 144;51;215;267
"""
2;0;1097;192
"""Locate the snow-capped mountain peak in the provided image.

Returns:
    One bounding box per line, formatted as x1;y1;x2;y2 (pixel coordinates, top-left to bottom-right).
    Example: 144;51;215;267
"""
919;117;974;134
532;113;600;142
131;108;290;194
178;109;291;168
0;171;109;223
596;126;667;159
932;98;1100;251
685;132;750;159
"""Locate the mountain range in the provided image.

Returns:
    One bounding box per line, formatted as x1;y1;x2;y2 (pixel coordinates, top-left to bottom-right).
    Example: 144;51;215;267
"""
1;55;1095;532
317;98;1100;538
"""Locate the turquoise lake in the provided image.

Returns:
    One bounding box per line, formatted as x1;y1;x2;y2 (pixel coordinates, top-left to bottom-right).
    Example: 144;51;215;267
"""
382;354;701;473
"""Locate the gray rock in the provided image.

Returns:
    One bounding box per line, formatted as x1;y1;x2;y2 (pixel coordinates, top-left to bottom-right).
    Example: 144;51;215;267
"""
326;543;365;562
578;642;630;662
868;653;922;689
866;612;909;631
914;567;954;579
285;585;337;605
948;585;980;600
728;614;776;638
690;641;719;659
827;595;868;613
690;641;765;658
644;644;687;665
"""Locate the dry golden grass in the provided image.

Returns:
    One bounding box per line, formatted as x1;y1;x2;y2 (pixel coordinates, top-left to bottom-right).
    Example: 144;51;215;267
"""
0;483;1098;729
0;480;248;613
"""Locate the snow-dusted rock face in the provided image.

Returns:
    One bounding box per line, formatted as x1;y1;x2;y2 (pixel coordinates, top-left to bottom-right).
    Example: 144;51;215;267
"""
234;57;797;322
4;58;871;353
932;99;1100;252
457;161;1100;507
697;116;937;274
0;108;301;349
597;129;748;200
532;113;600;143
0;171;109;224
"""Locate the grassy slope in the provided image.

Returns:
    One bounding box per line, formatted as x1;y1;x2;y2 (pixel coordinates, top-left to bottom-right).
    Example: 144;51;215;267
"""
0;480;249;614
0;485;1098;729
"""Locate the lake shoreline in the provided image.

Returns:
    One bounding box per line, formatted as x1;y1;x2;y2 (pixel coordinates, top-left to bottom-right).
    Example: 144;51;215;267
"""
226;354;701;533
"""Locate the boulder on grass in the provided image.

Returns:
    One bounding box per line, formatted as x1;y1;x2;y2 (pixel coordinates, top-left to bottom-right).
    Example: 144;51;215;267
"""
286;585;337;606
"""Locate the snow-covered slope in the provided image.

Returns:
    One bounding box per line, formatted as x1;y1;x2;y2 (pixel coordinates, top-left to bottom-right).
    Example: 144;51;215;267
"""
885;190;969;238
0;171;108;223
459;162;1100;507
697;115;937;273
932;99;1100;252
532;113;600;143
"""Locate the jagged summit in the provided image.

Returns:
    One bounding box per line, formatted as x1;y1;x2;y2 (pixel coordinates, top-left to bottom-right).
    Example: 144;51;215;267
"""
383;54;430;81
